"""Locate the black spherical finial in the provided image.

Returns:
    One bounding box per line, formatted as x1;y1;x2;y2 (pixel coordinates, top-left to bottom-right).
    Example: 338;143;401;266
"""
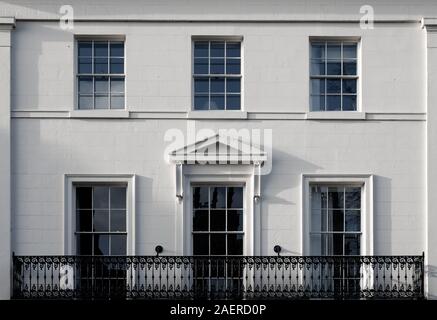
273;245;281;256
155;245;163;256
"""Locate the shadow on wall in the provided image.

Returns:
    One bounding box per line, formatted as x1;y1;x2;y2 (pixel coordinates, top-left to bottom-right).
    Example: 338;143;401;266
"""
426;265;437;299
372;176;392;255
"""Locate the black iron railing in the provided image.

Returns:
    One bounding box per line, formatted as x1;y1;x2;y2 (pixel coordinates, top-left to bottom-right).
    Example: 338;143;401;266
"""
12;255;424;300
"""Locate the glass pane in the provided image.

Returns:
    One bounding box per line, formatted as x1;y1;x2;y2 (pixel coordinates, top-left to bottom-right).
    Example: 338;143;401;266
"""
193;234;209;255
328;187;344;208
226;95;240;110
310;95;325;111
194;78;209;93
94;57;108;74
345;234;360;255
110;187;126;208
343;95;357;111
327;44;341;59
110;58;124;74
78;76;93;94
210;187;226;208
310;234;322;255
79;96;93;109
311;209;327;232
210;42;225;57
311;185;328;209
227;187;243;208
95;95;109;109
194;42;208;57
193;187;209;208
210;210;226;231
210;95;225;110
193;209;209;231
311;79;325;95
311;42;325;59
110;235;127;255
76;210;92;232
328;209;344;232
78;58;92;73
333;234;344;255
311;60;325;75
226;78;240;93
226;42;241;58
210;234;226;255
343;44;357;59
94;234;110;256
93;210;109;232
211;78;225;93
110;42;124;57
211;58;225;74
110;77;124;93
95;76;109;93
343;79;357;94
326;95;341;111
110;209;126;232
110;95;125;109
227;234;243;255
194;95;209;110
93;186;109;209
345;210;360;232
226;59;240;74
345;187;361;208
227;210;243;231
78;42;92;57
327;61;341;75
76;187;92;209
327;79;341;93
94;42;108;57
77;234;92;255
343;60;357;75
194;58;209;74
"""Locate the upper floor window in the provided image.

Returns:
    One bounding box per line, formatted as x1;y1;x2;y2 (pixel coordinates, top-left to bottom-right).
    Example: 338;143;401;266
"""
310;41;358;111
77;40;125;110
193;40;241;110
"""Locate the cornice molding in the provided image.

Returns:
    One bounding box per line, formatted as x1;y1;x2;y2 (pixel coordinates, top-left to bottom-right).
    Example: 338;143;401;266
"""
0;17;15;30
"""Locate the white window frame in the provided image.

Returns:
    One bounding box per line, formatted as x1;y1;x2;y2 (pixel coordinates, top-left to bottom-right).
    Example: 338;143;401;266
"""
64;174;136;255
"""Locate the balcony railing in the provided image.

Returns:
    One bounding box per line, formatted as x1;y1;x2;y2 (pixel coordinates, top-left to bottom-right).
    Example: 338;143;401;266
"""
12;255;424;300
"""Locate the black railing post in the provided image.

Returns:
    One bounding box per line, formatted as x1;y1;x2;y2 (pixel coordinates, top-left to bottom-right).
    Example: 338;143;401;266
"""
421;251;425;299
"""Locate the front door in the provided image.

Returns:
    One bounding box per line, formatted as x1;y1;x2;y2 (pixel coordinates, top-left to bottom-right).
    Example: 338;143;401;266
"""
191;185;244;299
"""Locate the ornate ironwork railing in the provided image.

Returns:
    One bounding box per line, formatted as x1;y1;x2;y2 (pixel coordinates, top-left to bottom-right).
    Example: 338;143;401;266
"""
12;255;424;300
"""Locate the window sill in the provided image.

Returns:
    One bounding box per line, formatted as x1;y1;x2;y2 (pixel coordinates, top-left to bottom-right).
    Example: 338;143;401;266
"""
70;110;130;119
306;111;366;120
187;110;248;119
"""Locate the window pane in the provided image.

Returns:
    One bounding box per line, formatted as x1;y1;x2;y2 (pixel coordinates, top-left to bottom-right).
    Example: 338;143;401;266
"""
226;78;240;93
193;209;209;231
327;61;341;75
327;44;341;59
78;58;92;73
194;95;209;110
226;95;240;110
227;187;243;208
311;209;327;232
311;42;325;59
327;79;341;94
328;209;344;232
94;42;108;57
76;187;92;209
93;210;109;232
343;95;357;111
310;95;325;111
110;77;124;93
95;95;109;109
194;58;209;74
77;234;92;255
226;59;240;74
194;42;209;57
93;186;109;209
210;187;226;208
343;44;357;59
76;210;92;232
78;42;92;57
311;79;325;95
343;60;357;75
210;42;225;57
79;96;93;109
95;76;109;93
211;78;225;93
110;209;126;232
310;234;322;255
310;60;325;75
110;95;125;109
211;58;225;74
343;79;357;94
210;210;226;231
193;187;209;208
328;187;344;208
78;76;93;94
111;235;127;255
227;210;243;231
326;95;341;111
345;235;360;255
227;234;243;255
110;42;124;57
210;234;226;255
345;210;360;232
94;58;108;74
332;234;344;255
94;234;110;256
110;58;124;74
226;42;241;58
110;187;126;208
345;187;361;208
193;234;209;255
194;78;209;93
210;95;225;110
